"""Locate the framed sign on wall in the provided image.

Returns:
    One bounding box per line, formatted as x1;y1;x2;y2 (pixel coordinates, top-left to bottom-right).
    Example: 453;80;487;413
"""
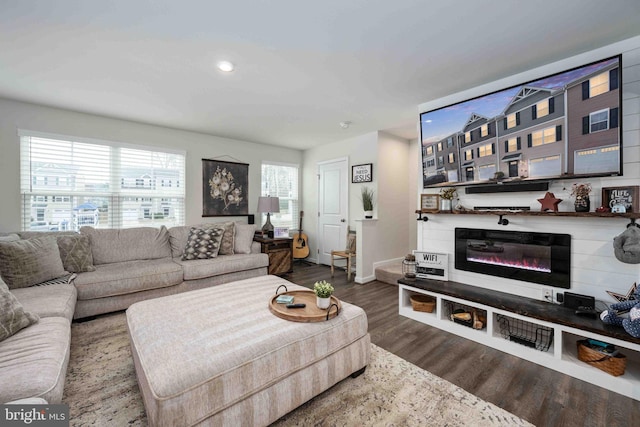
420;194;440;213
352;163;373;183
602;186;639;213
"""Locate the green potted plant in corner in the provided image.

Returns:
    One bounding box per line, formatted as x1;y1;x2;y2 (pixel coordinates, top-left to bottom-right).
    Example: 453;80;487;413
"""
361;186;375;219
313;280;334;309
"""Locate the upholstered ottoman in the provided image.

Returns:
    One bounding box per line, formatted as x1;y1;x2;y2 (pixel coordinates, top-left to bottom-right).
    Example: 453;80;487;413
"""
126;275;370;427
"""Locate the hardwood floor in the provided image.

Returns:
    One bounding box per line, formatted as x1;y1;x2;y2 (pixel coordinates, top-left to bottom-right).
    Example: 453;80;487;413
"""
283;262;640;427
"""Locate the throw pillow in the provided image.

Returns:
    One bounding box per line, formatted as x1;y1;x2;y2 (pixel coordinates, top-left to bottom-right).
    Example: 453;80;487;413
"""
0;277;39;342
217;222;236;255
0;234;20;242
0;236;68;289
56;234;96;273
234;223;256;254
182;227;225;260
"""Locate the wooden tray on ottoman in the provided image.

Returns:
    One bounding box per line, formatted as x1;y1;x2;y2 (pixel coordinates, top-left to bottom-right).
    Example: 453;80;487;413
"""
269;290;341;322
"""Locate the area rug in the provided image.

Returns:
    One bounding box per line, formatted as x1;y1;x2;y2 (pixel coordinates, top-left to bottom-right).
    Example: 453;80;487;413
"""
63;312;533;426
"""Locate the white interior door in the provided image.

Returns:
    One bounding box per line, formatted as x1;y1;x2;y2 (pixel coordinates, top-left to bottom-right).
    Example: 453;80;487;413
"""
317;158;348;265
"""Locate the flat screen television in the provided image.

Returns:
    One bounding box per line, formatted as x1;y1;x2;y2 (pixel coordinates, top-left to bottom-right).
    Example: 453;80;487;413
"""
420;55;622;189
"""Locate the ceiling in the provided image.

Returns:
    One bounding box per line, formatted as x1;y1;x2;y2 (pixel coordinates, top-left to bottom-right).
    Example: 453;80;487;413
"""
1;1;639;150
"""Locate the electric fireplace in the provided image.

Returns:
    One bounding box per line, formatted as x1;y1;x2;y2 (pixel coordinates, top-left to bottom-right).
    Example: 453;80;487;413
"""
455;228;571;288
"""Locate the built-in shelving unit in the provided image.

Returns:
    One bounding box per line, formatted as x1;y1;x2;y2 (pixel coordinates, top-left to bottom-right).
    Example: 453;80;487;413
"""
398;278;640;401
415;209;640;219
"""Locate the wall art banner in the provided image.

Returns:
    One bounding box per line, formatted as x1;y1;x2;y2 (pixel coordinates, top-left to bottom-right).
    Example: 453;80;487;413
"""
202;159;249;216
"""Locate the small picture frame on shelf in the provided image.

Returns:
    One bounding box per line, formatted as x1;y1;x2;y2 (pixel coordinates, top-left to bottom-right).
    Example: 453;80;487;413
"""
602;186;639;213
420;194;440;213
273;227;290;239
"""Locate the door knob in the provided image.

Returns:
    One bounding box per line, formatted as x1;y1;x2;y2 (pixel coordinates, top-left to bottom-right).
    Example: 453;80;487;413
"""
340;219;346;222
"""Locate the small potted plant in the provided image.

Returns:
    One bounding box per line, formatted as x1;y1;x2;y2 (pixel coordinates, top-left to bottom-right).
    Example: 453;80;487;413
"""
361;187;375;219
571;183;592;212
439;188;458;212
313;280;334;309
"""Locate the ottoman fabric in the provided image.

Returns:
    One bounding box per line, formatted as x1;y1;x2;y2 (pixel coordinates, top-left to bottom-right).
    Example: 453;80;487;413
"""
127;275;370;427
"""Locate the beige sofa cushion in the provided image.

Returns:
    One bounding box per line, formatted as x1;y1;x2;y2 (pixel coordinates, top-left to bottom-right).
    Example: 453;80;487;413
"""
174;253;269;281
11;284;77;321
234;223;256;254
80;226;172;265
56;234;95;273
0;278;39;342
0;316;70;404
182;227;225;261
0;236;67;289
73;259;183;300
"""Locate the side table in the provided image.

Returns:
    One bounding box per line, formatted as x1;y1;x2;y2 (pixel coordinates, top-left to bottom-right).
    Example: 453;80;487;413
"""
253;235;293;275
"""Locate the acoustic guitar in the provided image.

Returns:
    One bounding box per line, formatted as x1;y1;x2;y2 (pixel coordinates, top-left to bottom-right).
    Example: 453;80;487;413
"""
292;211;310;259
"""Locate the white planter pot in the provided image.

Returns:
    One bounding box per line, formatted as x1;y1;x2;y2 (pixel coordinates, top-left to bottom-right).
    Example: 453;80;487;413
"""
316;296;331;309
364;210;373;219
440;199;452;212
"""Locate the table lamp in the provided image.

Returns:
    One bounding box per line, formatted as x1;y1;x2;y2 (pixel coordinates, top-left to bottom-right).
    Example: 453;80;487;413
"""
257;196;280;235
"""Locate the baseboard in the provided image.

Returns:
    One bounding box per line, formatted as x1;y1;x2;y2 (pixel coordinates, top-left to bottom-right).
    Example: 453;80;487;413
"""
373;257;404;270
355;274;376;284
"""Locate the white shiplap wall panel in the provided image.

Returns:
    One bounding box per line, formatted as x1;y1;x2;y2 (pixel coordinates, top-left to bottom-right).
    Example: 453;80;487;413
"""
418;38;640;304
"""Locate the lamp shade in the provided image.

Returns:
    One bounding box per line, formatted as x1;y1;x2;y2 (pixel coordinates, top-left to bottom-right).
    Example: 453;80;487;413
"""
257;196;280;213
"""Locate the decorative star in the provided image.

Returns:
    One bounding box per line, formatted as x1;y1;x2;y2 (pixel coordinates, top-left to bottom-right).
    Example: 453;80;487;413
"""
607;282;638;303
537;192;562;212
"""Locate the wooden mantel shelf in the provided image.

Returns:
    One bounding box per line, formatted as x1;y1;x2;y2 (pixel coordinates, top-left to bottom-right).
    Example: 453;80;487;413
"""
415;209;640;220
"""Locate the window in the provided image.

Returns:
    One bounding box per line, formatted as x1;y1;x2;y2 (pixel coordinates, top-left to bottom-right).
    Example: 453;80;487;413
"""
437;156;444;166
506;138;518;153
506;113;517;129
20;131;185;231
464;149;473;161
448;153;455;164
464;131;471;143
535;99;550;118
589;71;609;98
531;126;559;147
437;142;443;152
426;159;435;167
447;137;454;147
480;124;489;137
425;146;433;156
261;162;299;230
590;109;609;132
478;143;493;157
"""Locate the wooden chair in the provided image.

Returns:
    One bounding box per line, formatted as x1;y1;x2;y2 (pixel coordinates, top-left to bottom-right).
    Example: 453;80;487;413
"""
331;226;356;281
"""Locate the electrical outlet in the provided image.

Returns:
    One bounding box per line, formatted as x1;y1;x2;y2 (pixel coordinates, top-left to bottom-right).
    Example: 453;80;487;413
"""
541;287;553;303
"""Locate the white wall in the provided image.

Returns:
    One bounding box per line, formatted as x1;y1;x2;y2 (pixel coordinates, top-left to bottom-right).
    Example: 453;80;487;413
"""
302;130;414;282
0;98;302;232
417;35;640;302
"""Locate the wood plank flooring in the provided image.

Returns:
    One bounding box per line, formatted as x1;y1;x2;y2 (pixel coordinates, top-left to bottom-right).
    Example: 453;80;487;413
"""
284;262;640;427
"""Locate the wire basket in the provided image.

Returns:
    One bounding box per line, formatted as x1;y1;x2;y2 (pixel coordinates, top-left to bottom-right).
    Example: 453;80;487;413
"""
443;300;486;330
496;314;553;352
577;340;626;376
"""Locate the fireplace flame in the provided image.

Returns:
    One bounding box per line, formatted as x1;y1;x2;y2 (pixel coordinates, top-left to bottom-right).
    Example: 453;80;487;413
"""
467;254;551;273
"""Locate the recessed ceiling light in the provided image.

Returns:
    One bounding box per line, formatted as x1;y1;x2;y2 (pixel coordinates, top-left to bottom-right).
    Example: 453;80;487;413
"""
217;61;235;72
340;121;351;129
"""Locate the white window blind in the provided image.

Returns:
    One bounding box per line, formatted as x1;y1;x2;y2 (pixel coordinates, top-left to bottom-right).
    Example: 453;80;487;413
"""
19;131;185;231
261;162;299;231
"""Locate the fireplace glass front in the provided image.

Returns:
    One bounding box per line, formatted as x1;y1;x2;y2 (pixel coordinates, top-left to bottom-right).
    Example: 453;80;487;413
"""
455;228;571;288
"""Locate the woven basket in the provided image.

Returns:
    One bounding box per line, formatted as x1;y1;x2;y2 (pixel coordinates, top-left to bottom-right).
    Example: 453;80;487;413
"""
410;294;435;313
577;340;626;376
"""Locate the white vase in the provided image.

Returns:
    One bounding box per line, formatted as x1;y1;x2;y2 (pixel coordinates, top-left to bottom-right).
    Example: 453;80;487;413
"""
316;296;331;309
364;210;373;219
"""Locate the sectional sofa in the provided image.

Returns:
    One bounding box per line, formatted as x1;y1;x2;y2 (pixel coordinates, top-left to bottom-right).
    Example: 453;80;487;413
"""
0;222;269;404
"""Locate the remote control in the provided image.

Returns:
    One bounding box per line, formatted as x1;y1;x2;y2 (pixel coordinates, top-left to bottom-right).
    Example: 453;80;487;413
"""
286;303;306;309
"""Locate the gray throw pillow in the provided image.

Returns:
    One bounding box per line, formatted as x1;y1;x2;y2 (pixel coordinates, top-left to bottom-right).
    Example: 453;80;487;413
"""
234;223;256;254
0;236;68;289
182;227;225;260
57;234;96;273
0;277;39;342
217;222;235;255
